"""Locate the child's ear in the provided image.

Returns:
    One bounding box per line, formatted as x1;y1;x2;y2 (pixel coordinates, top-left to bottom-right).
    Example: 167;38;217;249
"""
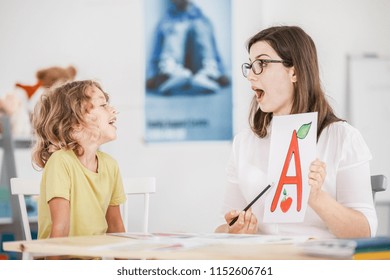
72;123;83;132
71;124;84;141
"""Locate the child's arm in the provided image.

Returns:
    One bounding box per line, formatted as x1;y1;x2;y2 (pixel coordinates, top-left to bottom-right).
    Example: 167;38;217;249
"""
106;205;125;233
48;197;70;238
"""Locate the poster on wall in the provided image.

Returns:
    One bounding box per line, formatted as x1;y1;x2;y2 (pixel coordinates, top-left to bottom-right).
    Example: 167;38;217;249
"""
144;0;232;142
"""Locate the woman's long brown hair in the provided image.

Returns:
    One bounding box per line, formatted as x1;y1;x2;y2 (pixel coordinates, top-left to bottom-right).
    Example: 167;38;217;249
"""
247;26;343;138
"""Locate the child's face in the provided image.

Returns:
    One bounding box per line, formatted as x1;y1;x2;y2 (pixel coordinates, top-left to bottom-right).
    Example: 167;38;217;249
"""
86;85;117;144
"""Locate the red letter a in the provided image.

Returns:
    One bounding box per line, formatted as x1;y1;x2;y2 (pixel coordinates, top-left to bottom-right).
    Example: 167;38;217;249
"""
270;130;303;212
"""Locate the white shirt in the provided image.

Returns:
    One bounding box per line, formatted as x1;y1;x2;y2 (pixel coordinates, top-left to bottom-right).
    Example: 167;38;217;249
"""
221;121;377;238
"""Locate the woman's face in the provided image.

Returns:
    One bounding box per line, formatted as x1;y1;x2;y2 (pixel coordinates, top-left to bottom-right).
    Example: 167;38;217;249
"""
247;41;296;116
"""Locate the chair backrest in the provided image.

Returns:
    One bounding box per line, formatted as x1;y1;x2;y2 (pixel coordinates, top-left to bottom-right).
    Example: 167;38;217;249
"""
10;176;156;242
121;177;156;233
10;177;40;242
371;174;387;200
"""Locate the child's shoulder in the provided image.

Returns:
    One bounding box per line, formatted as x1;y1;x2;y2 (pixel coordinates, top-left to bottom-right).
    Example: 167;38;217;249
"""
49;149;74;161
96;150;117;164
45;149;76;169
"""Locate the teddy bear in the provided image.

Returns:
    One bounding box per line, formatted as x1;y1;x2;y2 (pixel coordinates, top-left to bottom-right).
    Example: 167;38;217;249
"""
0;65;77;137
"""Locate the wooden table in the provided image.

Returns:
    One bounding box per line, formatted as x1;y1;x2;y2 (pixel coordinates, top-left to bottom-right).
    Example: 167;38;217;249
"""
2;233;346;260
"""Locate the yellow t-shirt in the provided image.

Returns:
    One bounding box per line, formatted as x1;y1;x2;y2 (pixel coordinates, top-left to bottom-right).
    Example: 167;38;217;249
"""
38;149;126;239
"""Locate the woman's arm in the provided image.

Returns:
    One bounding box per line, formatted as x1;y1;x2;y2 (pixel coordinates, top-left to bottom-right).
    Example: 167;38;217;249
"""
106;205;125;233
308;160;373;238
309;191;371;238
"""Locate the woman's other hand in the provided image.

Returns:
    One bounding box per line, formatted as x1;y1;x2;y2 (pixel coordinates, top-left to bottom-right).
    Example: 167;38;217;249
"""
308;159;326;206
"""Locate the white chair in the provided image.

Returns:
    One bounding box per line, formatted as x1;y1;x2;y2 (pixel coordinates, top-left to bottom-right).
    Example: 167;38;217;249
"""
10;176;156;259
10;177;40;259
121;177;156;233
10;178;40;242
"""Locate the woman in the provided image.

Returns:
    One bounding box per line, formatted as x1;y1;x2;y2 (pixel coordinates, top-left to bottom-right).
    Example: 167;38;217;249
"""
216;26;377;238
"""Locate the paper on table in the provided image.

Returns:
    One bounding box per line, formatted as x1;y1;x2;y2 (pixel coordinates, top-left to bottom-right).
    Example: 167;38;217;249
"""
195;233;309;243
109;232;198;239
109;232;156;239
106;233;311;252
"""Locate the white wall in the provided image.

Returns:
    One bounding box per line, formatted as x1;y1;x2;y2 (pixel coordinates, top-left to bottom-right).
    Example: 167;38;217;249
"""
1;0;390;234
261;0;390;117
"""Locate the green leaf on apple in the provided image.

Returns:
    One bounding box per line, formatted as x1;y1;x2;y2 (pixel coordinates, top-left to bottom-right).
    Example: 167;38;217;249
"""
297;122;312;139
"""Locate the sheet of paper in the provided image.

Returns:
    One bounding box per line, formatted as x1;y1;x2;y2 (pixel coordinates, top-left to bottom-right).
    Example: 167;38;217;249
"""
263;112;317;223
106;232;311;252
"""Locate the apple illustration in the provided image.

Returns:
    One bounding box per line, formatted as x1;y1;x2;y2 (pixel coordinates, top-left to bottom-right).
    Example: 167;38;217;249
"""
280;189;292;213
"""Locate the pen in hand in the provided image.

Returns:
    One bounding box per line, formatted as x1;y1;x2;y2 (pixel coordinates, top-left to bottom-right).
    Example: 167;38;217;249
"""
228;184;272;226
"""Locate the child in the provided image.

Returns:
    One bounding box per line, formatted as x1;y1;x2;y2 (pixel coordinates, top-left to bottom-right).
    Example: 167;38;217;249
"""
32;80;126;243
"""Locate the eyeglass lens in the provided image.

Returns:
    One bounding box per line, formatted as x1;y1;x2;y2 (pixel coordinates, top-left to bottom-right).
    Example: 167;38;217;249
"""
242;60;263;77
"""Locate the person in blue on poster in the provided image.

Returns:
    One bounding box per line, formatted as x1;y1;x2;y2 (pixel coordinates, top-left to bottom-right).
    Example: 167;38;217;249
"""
146;0;229;96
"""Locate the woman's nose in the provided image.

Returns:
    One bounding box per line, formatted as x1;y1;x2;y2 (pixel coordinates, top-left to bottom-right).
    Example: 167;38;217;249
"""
247;68;257;81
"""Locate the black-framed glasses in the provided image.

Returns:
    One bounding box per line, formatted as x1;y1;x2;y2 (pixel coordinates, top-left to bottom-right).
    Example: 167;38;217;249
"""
241;59;286;78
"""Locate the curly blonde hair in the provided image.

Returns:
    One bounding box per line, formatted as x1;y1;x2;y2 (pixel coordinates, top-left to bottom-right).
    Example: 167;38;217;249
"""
31;80;108;169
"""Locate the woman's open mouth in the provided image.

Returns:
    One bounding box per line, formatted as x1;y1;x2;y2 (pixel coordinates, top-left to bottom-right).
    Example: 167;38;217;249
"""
253;87;265;101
